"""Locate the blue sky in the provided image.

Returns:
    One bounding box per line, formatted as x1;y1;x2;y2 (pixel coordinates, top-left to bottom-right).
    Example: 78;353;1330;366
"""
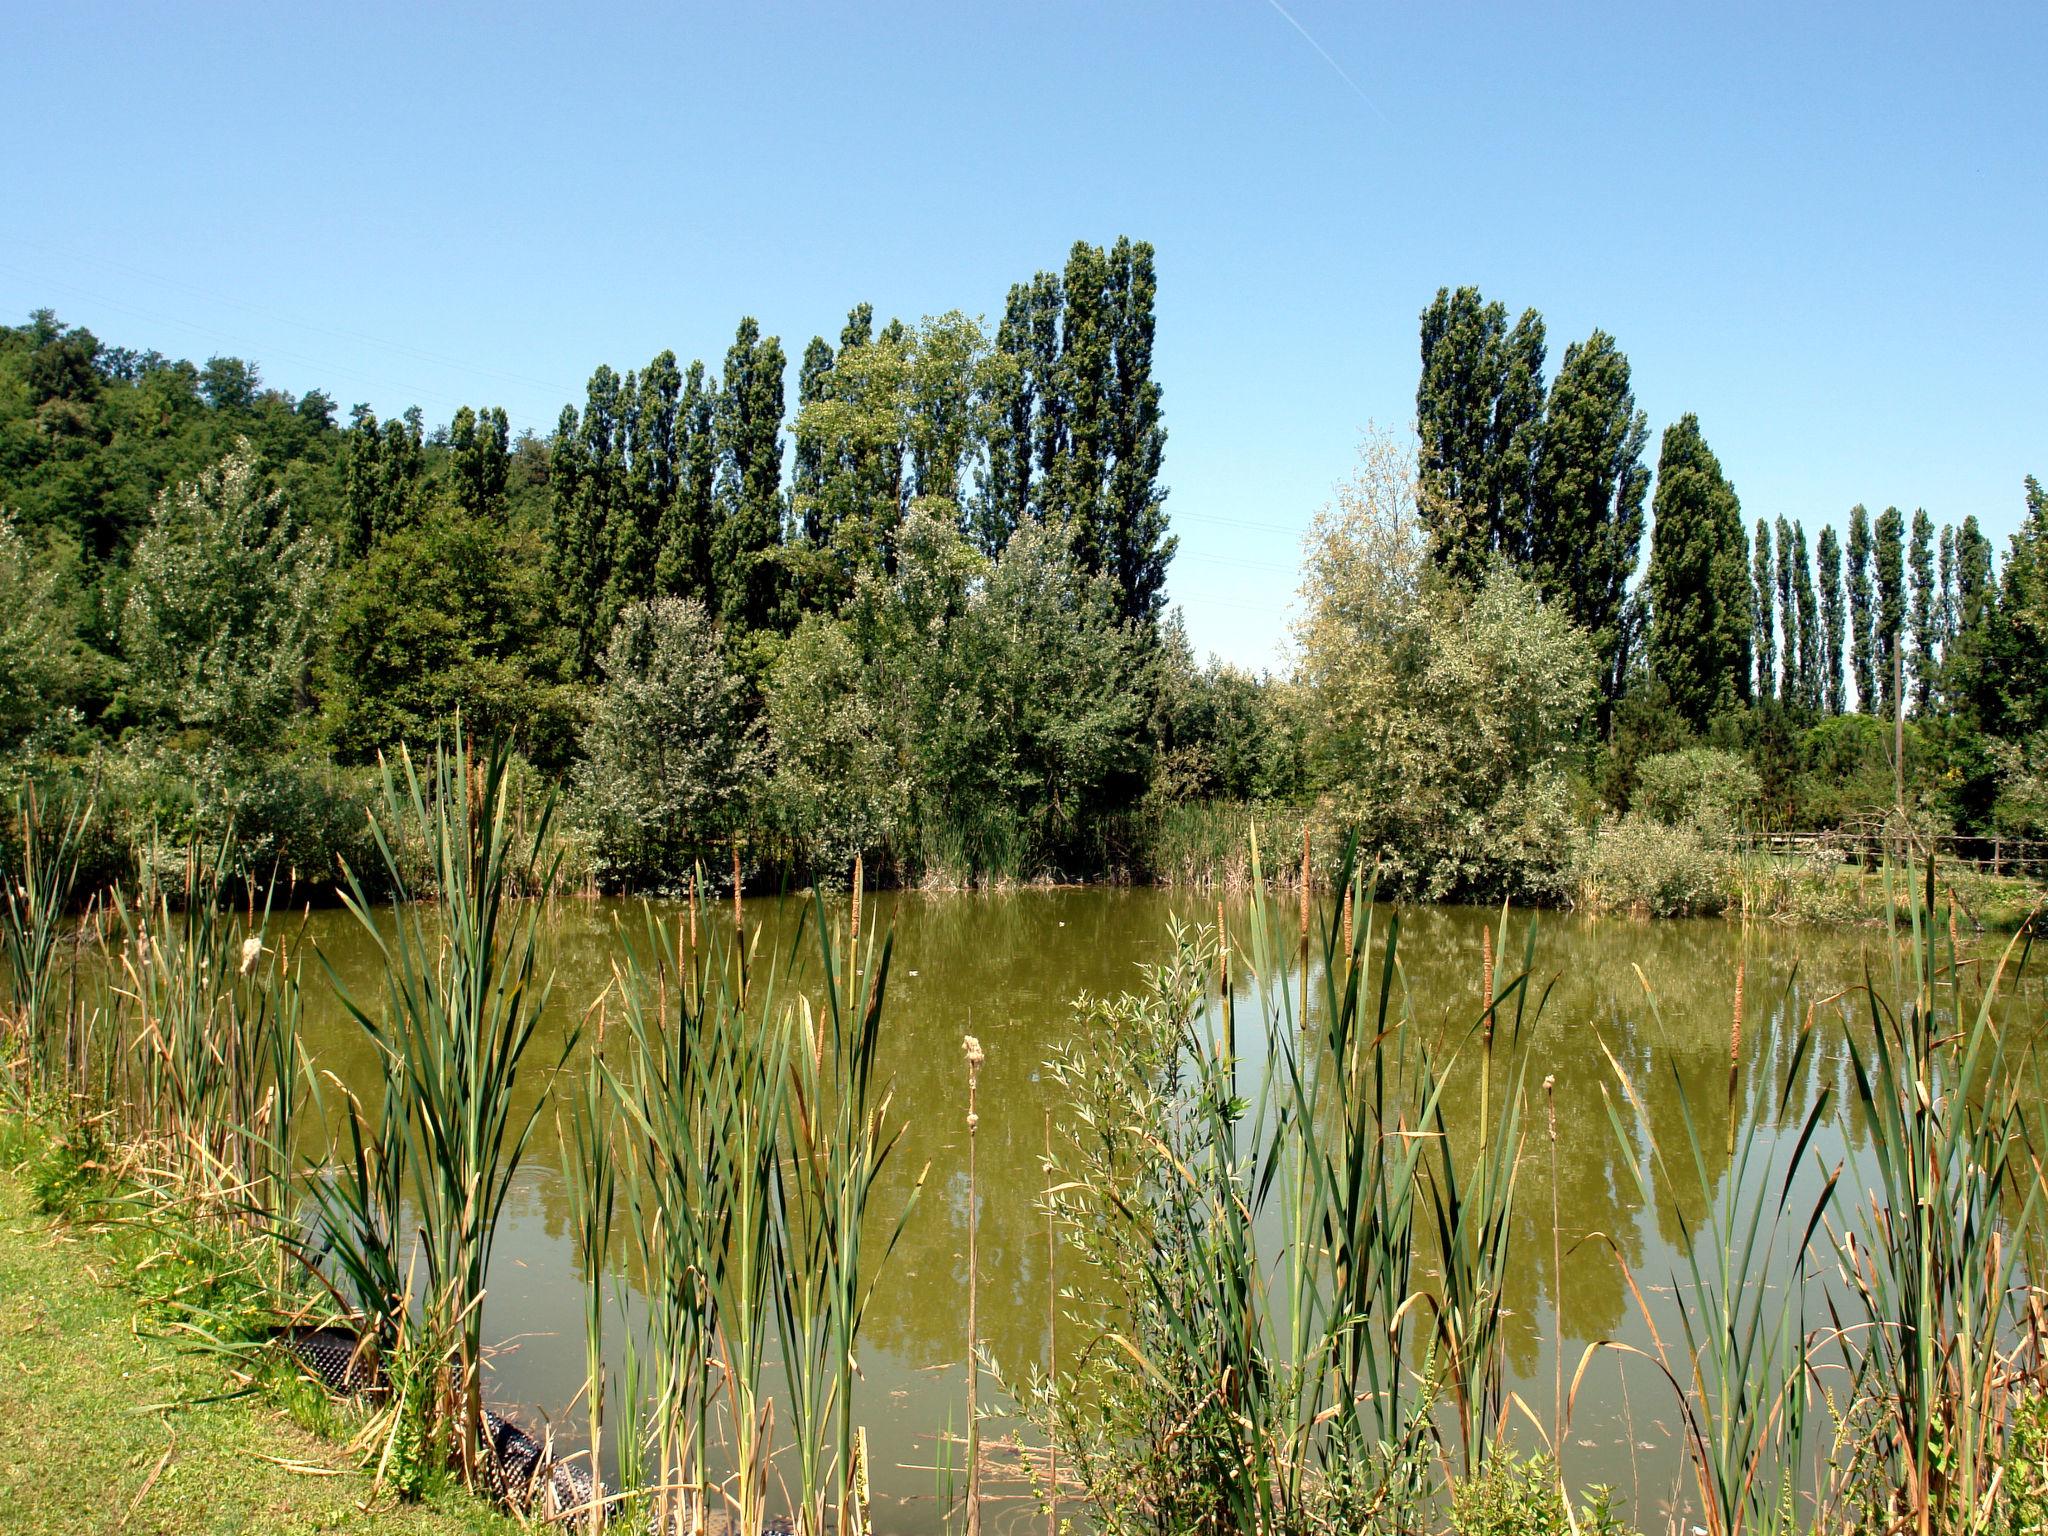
5;1;2041;669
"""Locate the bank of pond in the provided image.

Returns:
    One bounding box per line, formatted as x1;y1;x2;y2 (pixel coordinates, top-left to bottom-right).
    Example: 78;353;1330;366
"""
2;747;2045;1536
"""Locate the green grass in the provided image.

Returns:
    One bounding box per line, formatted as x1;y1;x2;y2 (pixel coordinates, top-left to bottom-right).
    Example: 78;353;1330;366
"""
0;1145;516;1536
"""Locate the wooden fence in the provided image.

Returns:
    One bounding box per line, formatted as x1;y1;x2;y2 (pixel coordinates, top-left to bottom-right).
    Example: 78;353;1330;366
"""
1742;826;2048;881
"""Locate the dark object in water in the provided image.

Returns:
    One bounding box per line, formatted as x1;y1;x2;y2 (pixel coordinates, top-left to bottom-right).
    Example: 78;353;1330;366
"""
273;1325;600;1523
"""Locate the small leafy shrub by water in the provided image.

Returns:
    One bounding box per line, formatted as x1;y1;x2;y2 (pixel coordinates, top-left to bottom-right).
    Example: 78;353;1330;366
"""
1448;1453;1633;1536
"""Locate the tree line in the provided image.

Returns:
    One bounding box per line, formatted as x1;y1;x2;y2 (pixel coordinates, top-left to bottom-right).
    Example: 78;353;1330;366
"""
1;268;2042;902
1415;284;2046;841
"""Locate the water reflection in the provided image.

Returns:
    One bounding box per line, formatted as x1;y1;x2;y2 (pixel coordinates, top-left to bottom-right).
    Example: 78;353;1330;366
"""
284;891;2037;1531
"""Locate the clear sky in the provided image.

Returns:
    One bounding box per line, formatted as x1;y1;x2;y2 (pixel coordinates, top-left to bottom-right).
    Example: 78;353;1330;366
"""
5;1;2041;670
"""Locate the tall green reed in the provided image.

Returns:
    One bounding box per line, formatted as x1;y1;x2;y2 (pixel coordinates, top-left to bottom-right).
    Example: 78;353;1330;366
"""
1828;863;2041;1534
562;1052;616;1536
1420;911;1545;1481
1024;839;1454;1536
323;732;568;1487
1583;962;1837;1536
2;782;93;1096
117;841;305;1228
604;887;918;1536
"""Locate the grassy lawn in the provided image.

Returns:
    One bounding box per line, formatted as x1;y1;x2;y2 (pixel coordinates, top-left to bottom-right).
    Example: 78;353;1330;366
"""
0;1153;514;1536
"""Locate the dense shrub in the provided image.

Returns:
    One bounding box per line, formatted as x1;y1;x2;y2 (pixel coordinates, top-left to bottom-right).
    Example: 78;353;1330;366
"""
1572;814;1729;917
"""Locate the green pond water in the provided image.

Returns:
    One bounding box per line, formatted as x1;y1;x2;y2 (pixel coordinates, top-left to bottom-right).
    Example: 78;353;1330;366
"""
282;887;2038;1533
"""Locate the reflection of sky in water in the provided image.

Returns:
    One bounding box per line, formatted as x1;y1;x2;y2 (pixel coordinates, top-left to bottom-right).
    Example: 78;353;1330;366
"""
275;891;2041;1534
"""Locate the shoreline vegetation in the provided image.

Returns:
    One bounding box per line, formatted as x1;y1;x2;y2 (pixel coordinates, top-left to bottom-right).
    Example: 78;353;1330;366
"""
2;269;2046;928
3;743;2046;1535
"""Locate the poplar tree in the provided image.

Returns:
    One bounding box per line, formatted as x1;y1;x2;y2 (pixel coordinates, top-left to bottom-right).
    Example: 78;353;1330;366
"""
978;281;1037;555
1975;478;2048;741
1908;507;1936;711
1775;515;1800;704
450;404;510;521
1528;328;1647;719
342;406;425;555
547;402;603;670
602;356;680;639
711;317;786;632
1818;524;1846;714
1055;240;1113;564
1415;286;1546;580
1791;521;1819;711
1752;517;1777;703
1874;505;1906;715
789;333;838;608
1103;237;1173;624
341;405;382;557
1647;415;1752;727
655;360;717;606
1847;504;1875;710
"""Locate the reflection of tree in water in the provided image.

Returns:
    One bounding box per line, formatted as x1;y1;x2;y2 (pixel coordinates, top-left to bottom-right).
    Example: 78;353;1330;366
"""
270;887;2044;1492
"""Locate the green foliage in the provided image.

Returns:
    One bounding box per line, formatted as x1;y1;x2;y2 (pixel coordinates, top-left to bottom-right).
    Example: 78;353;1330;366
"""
1631;746;1760;834
121;443;332;748
1573;812;1729;917
1449;1453;1634;1536
1647;414;1751;728
0;515;91;752
761;614;910;877
323;503;576;768
1295;437;1595;900
571;596;756;889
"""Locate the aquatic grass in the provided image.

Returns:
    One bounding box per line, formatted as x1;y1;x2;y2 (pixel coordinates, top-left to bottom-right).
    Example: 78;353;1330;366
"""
1579;961;1837;1536
1420;908;1547;1481
1021;837;1454;1535
2;781;93;1097
324;730;569;1487
1824;860;2042;1534
115;842;306;1232
776;886;924;1536
561;1053;615;1536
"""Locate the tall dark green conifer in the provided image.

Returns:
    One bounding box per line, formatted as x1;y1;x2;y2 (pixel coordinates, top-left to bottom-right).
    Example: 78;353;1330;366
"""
1648;415;1752;727
1817;524;1846;714
1847;504;1875;710
1752;517;1777;702
711;318;786;632
1528;328;1647;720
1908;507;1936;712
1874;505;1906;715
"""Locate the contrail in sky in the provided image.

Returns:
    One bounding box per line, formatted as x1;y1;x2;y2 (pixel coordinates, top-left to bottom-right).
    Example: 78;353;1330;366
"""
1261;0;1393;125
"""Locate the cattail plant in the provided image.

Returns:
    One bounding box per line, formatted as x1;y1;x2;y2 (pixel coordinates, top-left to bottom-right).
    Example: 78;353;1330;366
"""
778;887;923;1536
324;730;569;1488
1581;961;1836;1536
563;1054;617;1536
1422;908;1543;1481
962;1031;985;1536
2;782;93;1097
1826;860;2043;1533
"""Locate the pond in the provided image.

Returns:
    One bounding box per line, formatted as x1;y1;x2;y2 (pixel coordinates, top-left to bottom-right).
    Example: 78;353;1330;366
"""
288;886;2039;1533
